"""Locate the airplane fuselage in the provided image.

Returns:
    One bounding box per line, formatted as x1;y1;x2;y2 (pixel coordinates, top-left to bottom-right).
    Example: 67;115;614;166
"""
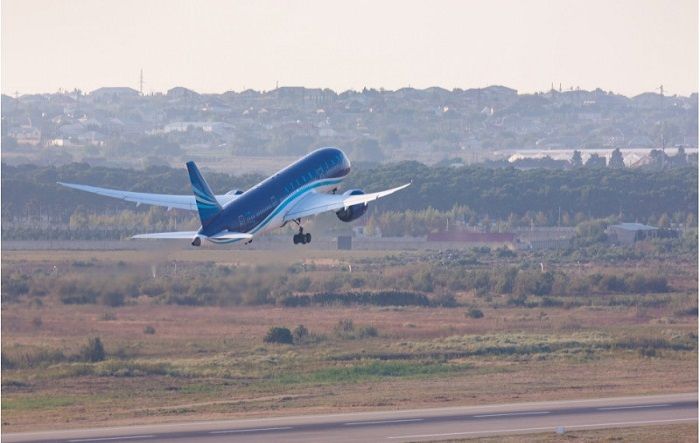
201;147;351;242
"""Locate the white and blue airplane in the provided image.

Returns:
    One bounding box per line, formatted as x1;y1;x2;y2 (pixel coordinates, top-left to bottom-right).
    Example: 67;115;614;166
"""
59;147;409;246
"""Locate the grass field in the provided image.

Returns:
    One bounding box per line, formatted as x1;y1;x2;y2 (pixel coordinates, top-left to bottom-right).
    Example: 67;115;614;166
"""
1;248;697;432
447;422;698;442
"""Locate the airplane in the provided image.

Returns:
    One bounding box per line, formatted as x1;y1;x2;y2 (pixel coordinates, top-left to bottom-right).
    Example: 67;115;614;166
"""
59;147;410;246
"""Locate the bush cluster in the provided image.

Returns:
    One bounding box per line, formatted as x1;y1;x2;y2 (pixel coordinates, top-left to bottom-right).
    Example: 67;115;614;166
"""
439;267;669;298
264;327;294;345
280;291;430;307
1;260;673;310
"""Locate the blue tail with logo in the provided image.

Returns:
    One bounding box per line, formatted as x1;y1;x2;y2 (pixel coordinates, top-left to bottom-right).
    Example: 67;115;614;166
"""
186;161;222;226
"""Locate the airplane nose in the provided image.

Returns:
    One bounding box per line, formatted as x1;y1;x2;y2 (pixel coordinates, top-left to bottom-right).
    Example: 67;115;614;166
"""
342;150;352;171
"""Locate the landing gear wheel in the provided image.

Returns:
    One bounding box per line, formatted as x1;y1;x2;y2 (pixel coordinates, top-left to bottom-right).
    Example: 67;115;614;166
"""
293;223;310;245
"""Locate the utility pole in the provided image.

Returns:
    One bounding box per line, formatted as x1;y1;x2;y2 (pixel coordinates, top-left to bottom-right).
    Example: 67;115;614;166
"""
657;85;666;152
558;206;561;227
139;69;144;95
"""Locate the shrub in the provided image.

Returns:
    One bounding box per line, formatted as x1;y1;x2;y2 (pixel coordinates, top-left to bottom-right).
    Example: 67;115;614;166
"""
57;280;99;304
309;291;430;307
433;293;457;307
294;276;312;292
349;277;366;289
675;306;698;317
100;291;125;307
358;325;378;338
410;268;434;292
625;274;668;293
507;294;527;307
143;325;156;335
264;327;293;344
80;337;106;362
281;295;311;307
514;271;554;296
140;281;166;297
1;274;30;301
639;348;657;358
540;297;564;308
466;308;484;319
464;270;491;296
1;349;66;369
493;267;518;294
100;312;117;321
334;319;354;334
597;274;627;292
496;246;516;258
292;324;309;343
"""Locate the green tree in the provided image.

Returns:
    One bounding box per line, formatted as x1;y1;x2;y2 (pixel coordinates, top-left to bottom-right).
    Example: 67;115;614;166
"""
608;148;625;169
585;153;606;168
571;150;583;167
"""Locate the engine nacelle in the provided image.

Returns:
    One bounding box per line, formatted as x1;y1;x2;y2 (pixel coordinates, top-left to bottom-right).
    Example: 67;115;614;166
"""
225;189;244;196
335;189;368;222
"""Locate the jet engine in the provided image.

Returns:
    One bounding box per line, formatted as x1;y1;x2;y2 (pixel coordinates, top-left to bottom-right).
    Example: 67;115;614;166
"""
225;189;244;196
335;189;368;222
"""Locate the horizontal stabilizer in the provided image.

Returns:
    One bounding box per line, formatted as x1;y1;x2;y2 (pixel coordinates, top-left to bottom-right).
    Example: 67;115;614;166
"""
132;231;253;240
210;232;253;240
132;231;200;239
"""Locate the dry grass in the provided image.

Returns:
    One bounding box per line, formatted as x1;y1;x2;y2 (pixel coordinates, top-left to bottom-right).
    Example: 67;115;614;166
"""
1;249;697;432
2;302;696;432
445;422;698;442
1;248;393;268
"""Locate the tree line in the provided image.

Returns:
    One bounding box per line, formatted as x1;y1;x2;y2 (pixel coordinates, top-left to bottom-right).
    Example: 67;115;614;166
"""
2;161;696;227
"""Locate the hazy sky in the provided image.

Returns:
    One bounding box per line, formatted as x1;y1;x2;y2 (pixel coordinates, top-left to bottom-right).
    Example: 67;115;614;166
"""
2;0;697;96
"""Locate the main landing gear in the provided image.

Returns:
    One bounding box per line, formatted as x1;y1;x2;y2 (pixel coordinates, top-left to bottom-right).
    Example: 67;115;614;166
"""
292;220;311;245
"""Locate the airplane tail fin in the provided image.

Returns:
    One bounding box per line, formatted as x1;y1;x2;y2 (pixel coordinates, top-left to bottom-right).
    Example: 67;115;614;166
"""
186;161;222;226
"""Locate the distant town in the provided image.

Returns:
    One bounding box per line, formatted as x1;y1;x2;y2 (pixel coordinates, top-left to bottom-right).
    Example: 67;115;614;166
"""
1;85;697;173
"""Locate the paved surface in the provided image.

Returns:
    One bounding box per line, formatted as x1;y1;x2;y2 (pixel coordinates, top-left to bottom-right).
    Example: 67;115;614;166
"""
4;393;697;443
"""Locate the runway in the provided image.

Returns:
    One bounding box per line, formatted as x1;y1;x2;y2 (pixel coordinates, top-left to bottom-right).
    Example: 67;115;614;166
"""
4;393;696;443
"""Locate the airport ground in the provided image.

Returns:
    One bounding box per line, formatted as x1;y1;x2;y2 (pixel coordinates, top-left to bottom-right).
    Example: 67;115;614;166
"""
1;245;697;441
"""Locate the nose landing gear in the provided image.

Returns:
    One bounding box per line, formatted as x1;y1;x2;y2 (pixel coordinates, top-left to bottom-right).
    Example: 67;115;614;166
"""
292;222;311;245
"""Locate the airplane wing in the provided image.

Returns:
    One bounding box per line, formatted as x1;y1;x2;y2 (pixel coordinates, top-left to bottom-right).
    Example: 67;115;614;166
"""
58;182;238;210
283;183;410;221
